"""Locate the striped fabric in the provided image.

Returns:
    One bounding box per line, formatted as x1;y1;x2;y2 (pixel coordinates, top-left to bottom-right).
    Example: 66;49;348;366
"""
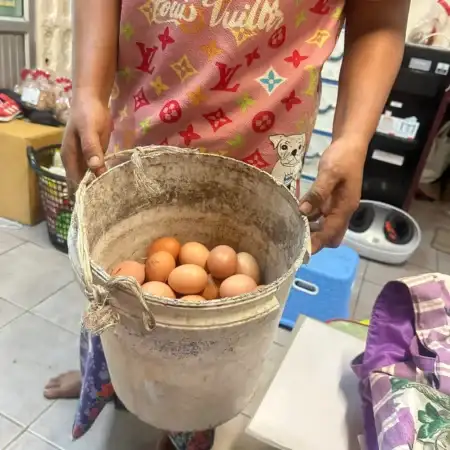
353;273;450;450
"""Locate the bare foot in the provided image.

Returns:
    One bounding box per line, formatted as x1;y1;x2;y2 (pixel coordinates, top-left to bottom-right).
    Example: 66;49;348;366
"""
43;370;82;399
156;435;176;450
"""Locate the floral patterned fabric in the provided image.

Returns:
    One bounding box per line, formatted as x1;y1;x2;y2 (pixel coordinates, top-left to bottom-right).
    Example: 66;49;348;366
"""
72;329;215;449
352;273;450;450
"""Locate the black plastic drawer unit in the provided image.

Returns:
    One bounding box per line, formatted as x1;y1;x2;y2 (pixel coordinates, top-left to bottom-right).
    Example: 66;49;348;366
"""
362;44;450;209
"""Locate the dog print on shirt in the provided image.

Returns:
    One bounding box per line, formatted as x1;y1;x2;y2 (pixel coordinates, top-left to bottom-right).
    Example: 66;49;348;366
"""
270;133;307;195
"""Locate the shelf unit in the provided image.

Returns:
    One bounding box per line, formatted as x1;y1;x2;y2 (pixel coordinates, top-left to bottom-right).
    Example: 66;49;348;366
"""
363;44;450;209
302;41;450;211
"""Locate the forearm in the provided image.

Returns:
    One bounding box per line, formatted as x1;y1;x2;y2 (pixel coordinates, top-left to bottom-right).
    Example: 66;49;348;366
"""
72;0;121;105
333;0;410;155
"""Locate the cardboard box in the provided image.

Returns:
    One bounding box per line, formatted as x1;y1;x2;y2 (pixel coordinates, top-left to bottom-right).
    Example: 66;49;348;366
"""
0;120;64;225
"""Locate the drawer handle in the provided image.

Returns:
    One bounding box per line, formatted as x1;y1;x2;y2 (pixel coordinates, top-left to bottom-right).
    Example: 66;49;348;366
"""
318;104;335;114
293;279;320;296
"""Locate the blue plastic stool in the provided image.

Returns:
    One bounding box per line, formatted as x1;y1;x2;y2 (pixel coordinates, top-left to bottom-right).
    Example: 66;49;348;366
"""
280;246;360;329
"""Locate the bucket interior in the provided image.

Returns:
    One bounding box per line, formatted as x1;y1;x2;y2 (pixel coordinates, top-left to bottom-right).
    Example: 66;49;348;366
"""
82;151;308;296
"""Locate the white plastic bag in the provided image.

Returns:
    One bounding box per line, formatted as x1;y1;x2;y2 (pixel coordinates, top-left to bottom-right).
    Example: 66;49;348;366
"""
407;0;450;49
420;121;450;184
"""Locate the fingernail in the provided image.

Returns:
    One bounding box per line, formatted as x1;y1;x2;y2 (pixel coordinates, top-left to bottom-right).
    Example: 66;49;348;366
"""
309;221;322;233
299;202;312;215
88;156;100;168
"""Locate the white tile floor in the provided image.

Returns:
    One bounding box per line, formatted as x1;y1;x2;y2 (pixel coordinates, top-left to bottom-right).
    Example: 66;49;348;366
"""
0;200;449;450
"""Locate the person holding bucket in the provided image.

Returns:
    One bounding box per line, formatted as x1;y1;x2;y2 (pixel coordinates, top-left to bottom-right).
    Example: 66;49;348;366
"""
44;0;410;448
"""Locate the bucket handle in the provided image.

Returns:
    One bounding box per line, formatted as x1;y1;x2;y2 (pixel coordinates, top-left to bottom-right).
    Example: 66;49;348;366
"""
75;146;196;334
293;278;319;296
75;146;311;333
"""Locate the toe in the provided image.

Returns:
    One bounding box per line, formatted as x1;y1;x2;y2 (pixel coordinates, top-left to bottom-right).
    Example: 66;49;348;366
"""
43;372;82;400
44;378;61;389
43;387;63;399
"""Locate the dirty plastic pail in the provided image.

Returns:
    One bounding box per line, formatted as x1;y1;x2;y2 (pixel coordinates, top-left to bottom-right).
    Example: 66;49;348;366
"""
69;146;310;431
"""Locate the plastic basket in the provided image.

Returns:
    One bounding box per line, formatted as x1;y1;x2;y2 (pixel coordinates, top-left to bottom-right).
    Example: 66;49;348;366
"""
27;145;73;253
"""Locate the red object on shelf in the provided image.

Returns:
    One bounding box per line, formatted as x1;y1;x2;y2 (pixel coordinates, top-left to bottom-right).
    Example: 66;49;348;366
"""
438;0;450;16
0;94;21;122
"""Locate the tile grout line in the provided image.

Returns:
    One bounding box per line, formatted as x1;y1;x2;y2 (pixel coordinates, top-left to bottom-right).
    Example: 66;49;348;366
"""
2;429;27;450
0;296;28;332
0;241;26;258
0;308;79;337
272;340;286;349
26;278;80;337
2;223;53;247
0;401;59;450
26;431;63;450
0;278;75;334
3;431;61;450
28;279;75;311
362;261;430;286
360;260;369;281
0;232;75;330
434;249;440;273
25;402;65;450
0;410;25;428
1;401;62;450
352;260;371;318
0;300;80;337
351;286;362;319
0;310;28;333
352;282;385;322
1;230;63;254
28;311;80;337
3;226;51;250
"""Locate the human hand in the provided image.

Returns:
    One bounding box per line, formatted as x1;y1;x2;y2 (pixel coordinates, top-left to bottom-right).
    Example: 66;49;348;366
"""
61;92;113;192
299;138;366;254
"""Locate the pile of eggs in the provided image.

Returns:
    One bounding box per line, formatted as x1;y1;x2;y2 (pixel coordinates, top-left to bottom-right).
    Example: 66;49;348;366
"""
110;237;264;301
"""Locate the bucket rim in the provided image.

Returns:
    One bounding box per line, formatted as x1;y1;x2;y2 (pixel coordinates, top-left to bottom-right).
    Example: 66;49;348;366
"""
90;211;309;308
74;147;311;308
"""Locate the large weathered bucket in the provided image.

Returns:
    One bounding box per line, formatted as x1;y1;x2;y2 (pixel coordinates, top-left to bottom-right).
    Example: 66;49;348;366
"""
69;146;310;432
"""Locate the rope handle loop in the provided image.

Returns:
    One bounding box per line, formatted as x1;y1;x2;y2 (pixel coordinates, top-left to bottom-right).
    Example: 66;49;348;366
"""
75;146;198;334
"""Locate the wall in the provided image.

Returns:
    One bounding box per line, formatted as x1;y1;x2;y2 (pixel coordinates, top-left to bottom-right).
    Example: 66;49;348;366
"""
35;0;72;76
406;0;436;37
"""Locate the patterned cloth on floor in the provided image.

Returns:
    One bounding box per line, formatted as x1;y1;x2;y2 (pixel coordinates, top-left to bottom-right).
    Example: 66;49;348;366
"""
352;273;450;450
72;328;215;450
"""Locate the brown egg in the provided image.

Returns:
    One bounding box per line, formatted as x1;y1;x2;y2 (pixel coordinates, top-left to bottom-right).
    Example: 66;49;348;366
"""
145;251;176;282
207;245;237;279
168;264;208;295
236;252;261;284
111;261;145;285
181;295;206;301
202;275;221;300
142;281;176;298
220;274;258;298
147;237;181;259
179;242;210;268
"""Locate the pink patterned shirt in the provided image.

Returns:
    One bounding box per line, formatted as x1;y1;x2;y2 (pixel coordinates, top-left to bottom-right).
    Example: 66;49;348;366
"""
110;0;345;197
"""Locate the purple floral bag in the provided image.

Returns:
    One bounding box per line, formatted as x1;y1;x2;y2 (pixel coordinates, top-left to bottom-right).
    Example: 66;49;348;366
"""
352;274;450;450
